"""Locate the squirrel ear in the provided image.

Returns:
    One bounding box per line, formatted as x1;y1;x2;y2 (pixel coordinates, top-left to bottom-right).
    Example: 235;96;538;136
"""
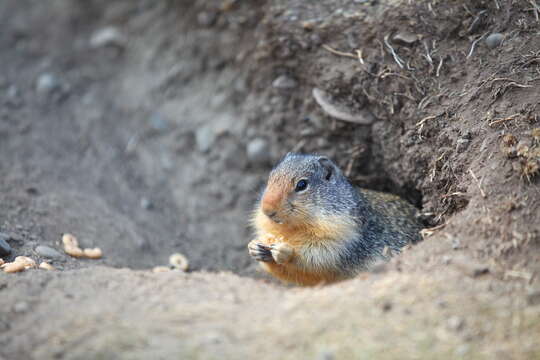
318;157;334;181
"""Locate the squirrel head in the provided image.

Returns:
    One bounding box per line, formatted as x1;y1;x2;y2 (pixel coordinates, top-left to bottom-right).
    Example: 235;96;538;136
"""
259;153;358;227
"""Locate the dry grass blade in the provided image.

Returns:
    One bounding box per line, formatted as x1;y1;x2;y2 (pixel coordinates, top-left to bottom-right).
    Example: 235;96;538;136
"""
469;169;487;198
322;44;357;59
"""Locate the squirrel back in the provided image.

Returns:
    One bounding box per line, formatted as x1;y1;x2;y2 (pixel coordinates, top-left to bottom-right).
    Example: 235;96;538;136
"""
250;153;422;285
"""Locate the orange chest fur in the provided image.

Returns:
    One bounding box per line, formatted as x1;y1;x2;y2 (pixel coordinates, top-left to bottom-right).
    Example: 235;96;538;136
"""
253;208;357;248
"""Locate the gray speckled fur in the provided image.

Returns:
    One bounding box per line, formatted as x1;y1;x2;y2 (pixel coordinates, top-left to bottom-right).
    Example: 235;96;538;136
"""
272;153;422;276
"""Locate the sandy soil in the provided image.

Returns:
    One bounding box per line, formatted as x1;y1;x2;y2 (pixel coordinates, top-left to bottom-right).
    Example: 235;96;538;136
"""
1;0;539;359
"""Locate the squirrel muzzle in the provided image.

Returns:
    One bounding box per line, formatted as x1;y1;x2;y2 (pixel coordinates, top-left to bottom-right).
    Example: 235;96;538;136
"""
261;188;285;223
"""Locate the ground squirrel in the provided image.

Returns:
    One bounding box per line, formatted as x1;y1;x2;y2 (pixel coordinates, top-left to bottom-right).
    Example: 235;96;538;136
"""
248;153;422;285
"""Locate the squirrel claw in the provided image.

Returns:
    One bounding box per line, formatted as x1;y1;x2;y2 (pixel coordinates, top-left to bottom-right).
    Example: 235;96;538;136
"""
248;241;273;262
270;243;294;264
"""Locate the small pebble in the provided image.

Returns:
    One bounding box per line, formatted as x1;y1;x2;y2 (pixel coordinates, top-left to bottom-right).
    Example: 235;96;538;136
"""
485;33;504;49
309;33;322;46
316;348;336;360
149;113;168;131
35;245;63;260
5;85;22;108
90;26;126;48
195;126;216;153
140;197;153;210
393;31;419;45
381;301;393;312
456;138;470;153
447;316;465;331
246;138;271;164
197;11;217;27
272;75;297;89
0;235;12;257
526;288;540;306
36;73;60;94
13;302;29;313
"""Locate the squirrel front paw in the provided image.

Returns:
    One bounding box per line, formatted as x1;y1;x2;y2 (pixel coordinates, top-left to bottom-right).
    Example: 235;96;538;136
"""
248;240;273;262
270;242;294;264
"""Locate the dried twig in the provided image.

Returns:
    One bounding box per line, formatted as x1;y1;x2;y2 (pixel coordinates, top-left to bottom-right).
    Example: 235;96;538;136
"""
469;169;487;198
436;57;444;77
355;49;365;64
415;115;438;127
505;270;533;281
322;44;357;59
530;0;540;21
488;113;520;127
491;77;532;88
383;34;405;69
420;223;446;239
467;32;489;59
441;192;468;199
423;41;433;65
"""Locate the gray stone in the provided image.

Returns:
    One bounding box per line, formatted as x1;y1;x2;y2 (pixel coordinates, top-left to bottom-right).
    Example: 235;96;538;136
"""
456;138;470;153
90;26;126;48
149;113;169;131
35;245;63;260
526;288;540;306
447;316;465;331
246;138;271;164
197;11;217;27
140;197;153;210
312;88;374;125
485;33;504;49
393;32;418;46
5;85;22;108
272;75;297;89
0;233;12;257
195;126;217;153
36;73;60;94
13;302;29;313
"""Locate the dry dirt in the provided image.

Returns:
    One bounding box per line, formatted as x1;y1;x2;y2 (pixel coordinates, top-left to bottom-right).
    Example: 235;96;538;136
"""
1;1;540;359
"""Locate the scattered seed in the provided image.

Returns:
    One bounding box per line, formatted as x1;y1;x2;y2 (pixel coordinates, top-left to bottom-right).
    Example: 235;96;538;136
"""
169;253;189;271
39;262;56;271
152;266;171;273
83;247;103;259
64;244;84;258
62;233;79;248
15;256;37;269
62;233;102;259
2;261;26;273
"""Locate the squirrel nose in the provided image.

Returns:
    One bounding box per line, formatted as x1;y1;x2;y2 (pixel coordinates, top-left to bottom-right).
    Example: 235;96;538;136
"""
262;189;282;220
263;209;278;219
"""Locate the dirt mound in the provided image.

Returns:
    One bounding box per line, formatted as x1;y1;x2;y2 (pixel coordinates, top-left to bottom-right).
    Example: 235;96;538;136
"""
1;0;539;358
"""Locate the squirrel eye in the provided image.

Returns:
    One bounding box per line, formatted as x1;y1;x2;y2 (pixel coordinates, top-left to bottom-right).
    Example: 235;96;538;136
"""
295;179;308;192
